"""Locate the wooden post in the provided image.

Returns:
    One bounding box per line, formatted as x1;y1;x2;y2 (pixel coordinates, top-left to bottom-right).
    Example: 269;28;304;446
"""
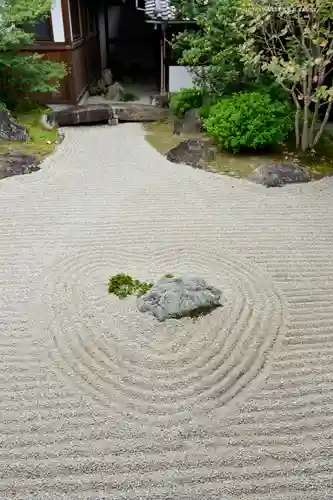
160;36;165;95
103;0;110;68
160;23;167;95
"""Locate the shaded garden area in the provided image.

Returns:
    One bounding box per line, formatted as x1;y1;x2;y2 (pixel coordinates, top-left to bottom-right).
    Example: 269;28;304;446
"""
145;0;333;184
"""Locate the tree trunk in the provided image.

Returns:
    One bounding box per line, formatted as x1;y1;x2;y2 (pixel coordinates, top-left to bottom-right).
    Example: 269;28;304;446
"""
291;90;301;149
309;101;320;147
313;100;333;148
301;105;309;151
301;86;310;151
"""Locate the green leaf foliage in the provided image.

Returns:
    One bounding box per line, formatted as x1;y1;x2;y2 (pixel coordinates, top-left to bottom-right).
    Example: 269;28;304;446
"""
0;0;66;109
204;92;293;152
169;87;208;117
241;0;333;150
171;0;248;93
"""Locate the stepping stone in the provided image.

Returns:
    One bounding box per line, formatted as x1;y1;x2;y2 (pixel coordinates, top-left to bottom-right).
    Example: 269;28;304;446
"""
52;104;112;126
53;103;169;126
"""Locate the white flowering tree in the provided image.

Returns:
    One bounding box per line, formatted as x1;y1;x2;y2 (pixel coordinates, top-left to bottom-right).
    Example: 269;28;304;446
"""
241;0;333;150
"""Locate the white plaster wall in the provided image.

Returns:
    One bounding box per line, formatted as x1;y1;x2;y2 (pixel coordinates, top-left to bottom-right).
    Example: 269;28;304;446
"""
51;0;66;42
169;66;196;92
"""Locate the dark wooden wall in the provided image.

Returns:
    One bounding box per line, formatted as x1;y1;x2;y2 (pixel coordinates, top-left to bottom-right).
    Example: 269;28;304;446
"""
22;0;101;104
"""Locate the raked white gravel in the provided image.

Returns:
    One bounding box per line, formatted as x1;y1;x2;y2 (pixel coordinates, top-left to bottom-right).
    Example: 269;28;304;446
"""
1;123;333;499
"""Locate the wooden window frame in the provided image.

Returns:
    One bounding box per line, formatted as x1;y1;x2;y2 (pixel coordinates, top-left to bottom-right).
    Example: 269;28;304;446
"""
87;5;97;36
23;16;54;43
83;0;97;38
69;0;83;40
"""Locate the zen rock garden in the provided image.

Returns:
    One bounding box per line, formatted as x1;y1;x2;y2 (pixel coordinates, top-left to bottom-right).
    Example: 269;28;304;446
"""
108;273;222;321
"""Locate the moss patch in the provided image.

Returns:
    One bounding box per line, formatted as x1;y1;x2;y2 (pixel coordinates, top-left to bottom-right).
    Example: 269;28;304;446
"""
120;91;139;102
144;120;185;155
0;112;58;160
144;120;333;179
108;274;153;299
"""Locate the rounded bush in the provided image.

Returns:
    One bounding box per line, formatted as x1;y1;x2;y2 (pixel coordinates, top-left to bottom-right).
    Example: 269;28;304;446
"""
204;92;293;152
169;88;206;118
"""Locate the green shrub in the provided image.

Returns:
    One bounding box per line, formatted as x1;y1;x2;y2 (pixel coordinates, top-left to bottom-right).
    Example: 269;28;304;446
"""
0;0;66;110
169;88;207;118
204;92;293;152
244;75;291;104
120;90;138;102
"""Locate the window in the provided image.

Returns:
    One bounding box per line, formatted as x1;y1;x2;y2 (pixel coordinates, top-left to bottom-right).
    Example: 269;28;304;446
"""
69;0;82;39
25;17;53;41
86;2;96;35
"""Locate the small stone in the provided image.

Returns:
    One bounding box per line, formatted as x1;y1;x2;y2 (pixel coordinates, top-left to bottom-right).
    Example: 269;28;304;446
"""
57;128;65;143
137;275;222;321
108;118;119;126
107;82;125;101
102;68;113;86
39;113;56;131
150;94;169;108
197;158;206;170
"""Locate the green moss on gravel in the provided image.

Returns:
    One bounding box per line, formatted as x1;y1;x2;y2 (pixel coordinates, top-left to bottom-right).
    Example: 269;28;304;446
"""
108;274;153;299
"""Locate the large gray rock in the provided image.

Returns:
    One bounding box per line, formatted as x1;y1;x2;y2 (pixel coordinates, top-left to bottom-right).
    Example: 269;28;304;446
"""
248;163;310;187
0;109;29;141
113;104;169;122
53;103;168;126
0;151;39;180
166;139;216;170
53;104;113;126
137;275;221;321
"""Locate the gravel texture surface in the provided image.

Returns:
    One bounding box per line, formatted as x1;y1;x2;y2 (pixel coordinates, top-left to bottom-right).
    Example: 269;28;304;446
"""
1;123;333;499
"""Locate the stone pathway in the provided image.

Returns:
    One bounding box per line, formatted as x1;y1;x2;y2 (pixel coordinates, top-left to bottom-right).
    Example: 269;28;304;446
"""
1;123;333;499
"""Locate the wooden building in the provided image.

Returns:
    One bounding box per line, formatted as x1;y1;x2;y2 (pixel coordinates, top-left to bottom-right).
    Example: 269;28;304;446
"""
24;0;195;105
22;0;101;105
